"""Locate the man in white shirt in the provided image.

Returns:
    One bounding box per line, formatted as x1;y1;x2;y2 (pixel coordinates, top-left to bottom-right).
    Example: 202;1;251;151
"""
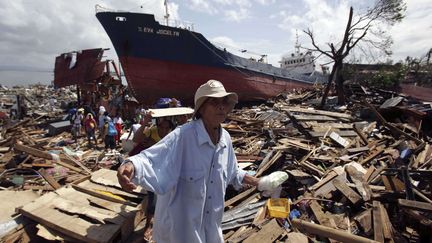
117;80;287;243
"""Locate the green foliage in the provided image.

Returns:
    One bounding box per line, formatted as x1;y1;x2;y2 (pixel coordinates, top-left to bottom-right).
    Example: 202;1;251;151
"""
369;64;407;88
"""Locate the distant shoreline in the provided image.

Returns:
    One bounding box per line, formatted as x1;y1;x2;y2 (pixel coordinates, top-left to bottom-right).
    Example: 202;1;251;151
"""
0;70;53;87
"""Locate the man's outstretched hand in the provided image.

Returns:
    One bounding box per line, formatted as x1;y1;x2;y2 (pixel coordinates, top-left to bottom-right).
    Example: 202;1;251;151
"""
117;162;138;192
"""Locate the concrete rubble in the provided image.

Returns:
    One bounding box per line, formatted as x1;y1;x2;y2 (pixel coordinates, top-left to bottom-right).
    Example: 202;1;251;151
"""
1;83;432;242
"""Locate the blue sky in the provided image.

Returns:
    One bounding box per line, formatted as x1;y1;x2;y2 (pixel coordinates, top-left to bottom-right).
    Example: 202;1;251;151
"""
0;0;431;86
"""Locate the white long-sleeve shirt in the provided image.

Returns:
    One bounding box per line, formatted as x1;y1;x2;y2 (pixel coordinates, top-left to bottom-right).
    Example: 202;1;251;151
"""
129;119;246;243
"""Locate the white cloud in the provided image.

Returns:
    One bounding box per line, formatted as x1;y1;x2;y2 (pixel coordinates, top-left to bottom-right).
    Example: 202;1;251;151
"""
0;0;178;71
213;0;251;7
390;0;432;61
211;36;242;49
224;8;250;22
254;0;275;5
187;0;218;15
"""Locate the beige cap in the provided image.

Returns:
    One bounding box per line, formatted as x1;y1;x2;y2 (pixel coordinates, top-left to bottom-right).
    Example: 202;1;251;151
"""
193;80;238;118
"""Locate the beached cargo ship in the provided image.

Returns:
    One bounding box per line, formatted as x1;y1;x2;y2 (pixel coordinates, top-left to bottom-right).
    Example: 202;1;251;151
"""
96;8;325;104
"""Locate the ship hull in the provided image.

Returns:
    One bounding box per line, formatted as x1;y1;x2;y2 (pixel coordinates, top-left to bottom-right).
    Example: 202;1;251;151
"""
121;57;313;104
96;11;320;104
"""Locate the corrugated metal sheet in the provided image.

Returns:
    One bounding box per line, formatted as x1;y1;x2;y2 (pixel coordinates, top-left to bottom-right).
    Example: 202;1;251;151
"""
221;200;266;231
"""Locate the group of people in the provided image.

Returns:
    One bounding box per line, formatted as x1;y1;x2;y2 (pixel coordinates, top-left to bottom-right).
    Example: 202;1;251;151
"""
117;80;288;243
69;105;123;151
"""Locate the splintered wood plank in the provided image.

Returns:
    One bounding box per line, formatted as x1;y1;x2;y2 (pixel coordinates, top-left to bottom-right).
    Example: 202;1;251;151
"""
309;130;358;138
60;154;92;174
398;199;432;212
90;168;145;194
39;168;61;190
19;192;120;243
275;138;313;151
55;187;137;215
224;187;256;208
381;175;405;192
72;184;137;207
78;180;143;201
284;107;353;119
309;201;336;228
256;150;283;177
14;143;52;160
354;209;373;235
55;187;140;242
333;179;362;205
53;160;85;174
354;124;368;145
364;165;376;182
345;165;372;201
360;149;384;165
379;203;394;242
303;121;354;130
347;147;370;154
373;201;384;243
292;114;337;121
291;219;379;243
0;190;39;223
286;232;309;243
243;219;285;243
329;132;351;148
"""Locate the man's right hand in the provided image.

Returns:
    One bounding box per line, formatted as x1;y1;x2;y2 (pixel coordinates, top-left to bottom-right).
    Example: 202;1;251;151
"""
117;161;138;192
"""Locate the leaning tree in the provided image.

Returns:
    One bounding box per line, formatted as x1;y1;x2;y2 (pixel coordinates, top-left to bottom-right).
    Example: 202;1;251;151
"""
304;0;406;107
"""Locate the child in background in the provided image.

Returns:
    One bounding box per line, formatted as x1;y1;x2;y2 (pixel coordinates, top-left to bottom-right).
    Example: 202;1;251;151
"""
84;113;97;148
113;112;123;145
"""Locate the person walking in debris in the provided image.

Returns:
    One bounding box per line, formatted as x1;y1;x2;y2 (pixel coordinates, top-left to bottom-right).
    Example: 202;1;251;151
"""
113;112;124;145
98;106;106;130
117;80;288;243
71;108;84;143
125;118;143;142
102;116;118;152
84;113;98;148
98;111;108;141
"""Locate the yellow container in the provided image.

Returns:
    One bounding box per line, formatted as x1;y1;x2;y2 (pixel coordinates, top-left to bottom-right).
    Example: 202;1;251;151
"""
267;198;290;218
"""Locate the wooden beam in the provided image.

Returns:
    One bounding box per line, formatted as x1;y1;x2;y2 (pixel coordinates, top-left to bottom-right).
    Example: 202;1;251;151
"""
71;184;137;207
360;149;384;165
372;201;384;242
398;199;432;212
346;165;372;201
243;219;285;243
364;102;423;144
283;107;353;120
39;168;61;190
14;143;52;160
291;218;379;243
379;203;394;242
224;187;256;208
333;179;362;205
309;201;336;228
255;151;282;177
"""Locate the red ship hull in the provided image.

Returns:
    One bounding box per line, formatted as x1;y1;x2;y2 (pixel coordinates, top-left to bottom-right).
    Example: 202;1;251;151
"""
121;57;313;105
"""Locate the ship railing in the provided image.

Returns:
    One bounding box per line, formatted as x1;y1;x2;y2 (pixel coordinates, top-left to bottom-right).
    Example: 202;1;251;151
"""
95;5;195;31
154;17;195;31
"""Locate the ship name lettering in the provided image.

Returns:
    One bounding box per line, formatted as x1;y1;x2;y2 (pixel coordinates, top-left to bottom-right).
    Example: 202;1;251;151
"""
138;26;154;33
156;29;180;37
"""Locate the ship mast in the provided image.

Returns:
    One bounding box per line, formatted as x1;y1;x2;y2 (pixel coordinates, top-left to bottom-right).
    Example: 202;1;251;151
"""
295;30;301;55
164;0;170;26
